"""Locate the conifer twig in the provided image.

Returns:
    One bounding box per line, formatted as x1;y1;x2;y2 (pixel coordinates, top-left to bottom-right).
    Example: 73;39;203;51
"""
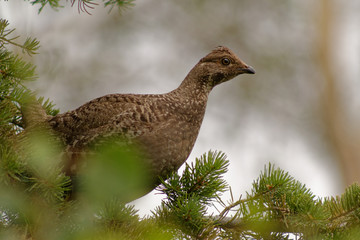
218;188;275;220
70;0;98;15
0;19;40;55
328;205;360;222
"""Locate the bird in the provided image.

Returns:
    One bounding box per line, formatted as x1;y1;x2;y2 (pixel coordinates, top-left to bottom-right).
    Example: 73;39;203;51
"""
43;46;255;195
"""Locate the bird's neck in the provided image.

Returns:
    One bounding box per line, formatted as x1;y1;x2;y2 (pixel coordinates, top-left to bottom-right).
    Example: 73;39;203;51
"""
164;72;210;121
171;68;212;103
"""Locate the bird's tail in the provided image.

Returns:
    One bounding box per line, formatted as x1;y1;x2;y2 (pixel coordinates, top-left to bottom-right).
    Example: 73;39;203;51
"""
22;97;51;130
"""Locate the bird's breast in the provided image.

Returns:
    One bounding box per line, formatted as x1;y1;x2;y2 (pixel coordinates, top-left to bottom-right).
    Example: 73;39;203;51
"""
138;102;207;180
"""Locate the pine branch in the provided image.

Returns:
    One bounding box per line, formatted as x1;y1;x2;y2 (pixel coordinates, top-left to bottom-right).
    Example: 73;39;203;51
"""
0;19;40;56
2;145;360;239
70;0;98;15
29;0;63;13
28;0;135;14
104;0;135;13
165;151;228;196
1;20;62;208
325;183;360;228
0;20;58;135
153;151;230;238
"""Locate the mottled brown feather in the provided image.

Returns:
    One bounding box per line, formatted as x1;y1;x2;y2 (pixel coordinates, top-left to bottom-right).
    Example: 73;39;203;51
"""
48;46;255;186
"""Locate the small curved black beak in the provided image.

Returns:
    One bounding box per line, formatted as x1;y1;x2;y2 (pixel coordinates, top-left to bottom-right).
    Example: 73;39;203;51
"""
242;65;255;74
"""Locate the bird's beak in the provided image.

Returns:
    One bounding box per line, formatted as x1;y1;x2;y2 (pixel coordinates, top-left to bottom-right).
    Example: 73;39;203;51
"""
240;65;256;74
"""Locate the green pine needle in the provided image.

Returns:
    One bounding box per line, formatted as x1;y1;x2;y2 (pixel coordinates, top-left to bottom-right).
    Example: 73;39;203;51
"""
0;19;40;56
160;150;229;206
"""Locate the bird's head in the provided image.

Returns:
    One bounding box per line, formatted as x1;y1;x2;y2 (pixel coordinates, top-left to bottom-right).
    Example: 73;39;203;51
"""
193;46;255;89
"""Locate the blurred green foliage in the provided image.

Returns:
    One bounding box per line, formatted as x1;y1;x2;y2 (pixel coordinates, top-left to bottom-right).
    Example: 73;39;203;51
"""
81;143;151;204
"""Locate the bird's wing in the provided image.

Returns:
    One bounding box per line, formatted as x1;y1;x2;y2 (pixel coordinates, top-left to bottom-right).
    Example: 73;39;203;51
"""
48;94;161;144
71;108;155;149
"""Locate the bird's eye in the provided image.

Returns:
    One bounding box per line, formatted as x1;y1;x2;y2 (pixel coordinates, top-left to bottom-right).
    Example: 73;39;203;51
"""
221;58;231;65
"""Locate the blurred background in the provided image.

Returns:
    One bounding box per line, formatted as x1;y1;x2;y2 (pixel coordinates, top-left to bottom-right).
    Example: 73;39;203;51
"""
1;0;360;216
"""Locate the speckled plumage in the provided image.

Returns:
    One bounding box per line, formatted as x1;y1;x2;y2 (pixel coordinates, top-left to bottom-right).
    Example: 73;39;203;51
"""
48;46;255;186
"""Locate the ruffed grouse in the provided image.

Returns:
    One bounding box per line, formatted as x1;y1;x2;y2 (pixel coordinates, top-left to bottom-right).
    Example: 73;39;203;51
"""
47;46;255;191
